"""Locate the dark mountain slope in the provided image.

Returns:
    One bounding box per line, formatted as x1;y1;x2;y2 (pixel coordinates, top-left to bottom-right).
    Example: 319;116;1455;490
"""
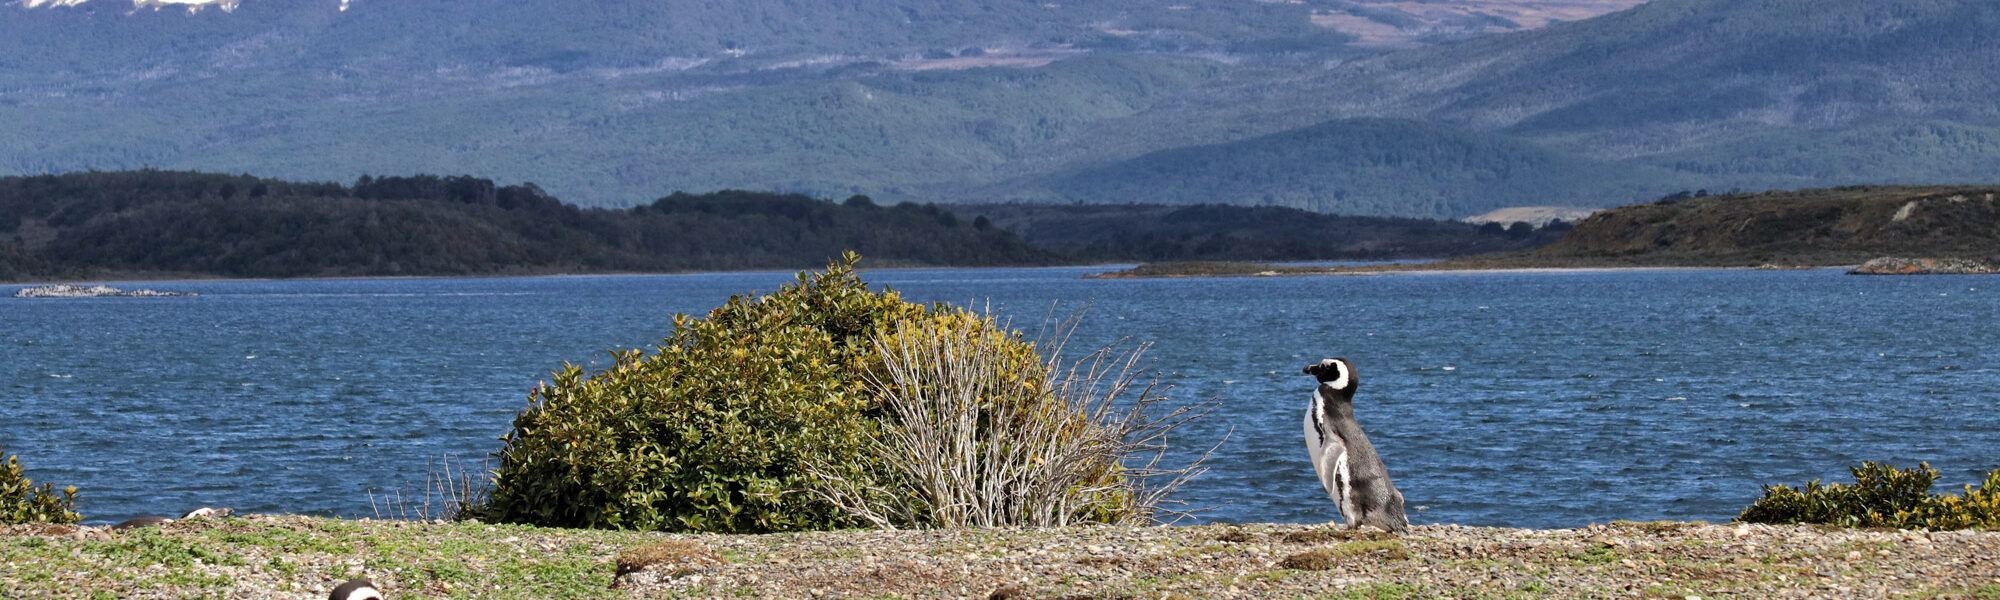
1644;120;2000;186
1022;0;2000;202
1000;118;1689;218
1333;0;2000;133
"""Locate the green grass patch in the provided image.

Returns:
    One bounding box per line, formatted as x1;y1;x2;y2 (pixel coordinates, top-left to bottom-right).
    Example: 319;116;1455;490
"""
1280;539;1409;570
83;529;248;569
1283;528;1397;544
1318;583;1427;599
207;525;353;554
1610;520;1706;534
1168;542;1248;558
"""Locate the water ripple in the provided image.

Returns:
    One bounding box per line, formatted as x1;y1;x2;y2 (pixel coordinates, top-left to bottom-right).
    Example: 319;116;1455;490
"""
5;269;1997;527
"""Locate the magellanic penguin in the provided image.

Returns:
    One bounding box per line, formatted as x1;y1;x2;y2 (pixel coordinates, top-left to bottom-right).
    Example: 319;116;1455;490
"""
110;507;231;531
329;578;384;600
1302;358;1409;533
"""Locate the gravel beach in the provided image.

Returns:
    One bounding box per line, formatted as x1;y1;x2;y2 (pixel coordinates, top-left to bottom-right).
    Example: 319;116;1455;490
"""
5;516;1998;599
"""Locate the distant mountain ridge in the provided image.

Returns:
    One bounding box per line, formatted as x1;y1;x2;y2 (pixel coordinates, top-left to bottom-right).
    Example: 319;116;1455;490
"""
6;0;2000;219
1002;0;2000;213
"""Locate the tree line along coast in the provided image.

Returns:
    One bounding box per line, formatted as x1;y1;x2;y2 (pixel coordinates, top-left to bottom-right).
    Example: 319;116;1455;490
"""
1094;185;2000;277
0;170;1566;282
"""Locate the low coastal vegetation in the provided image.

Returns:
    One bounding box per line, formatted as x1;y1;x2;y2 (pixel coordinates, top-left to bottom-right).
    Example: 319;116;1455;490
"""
1486;185;2000;268
0;447;79;526
472;255;1209;533
0;171;1052;281
1740;462;2000;531
959;203;1564;263
1096;185;2000;277
0;170;1561;282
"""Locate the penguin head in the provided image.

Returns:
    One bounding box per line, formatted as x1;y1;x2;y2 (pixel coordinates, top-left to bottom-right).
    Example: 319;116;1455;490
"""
329;578;383;600
1302;357;1356;393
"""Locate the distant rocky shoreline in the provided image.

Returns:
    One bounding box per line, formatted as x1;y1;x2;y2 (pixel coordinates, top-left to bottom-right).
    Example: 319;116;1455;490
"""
1092;257;2000;279
1848;257;2000;275
12;284;198;298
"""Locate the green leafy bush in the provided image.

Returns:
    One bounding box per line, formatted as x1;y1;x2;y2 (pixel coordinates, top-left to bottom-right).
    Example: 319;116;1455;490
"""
1;448;81;525
1739;462;2000;530
475;253;1211;532
474;253;928;532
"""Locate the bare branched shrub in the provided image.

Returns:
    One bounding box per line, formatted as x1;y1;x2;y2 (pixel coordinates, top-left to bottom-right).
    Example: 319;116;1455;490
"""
808;308;1217;528
368;453;491;522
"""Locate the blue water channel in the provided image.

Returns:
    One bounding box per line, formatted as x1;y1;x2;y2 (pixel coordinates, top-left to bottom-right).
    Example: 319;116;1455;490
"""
3;267;1995;528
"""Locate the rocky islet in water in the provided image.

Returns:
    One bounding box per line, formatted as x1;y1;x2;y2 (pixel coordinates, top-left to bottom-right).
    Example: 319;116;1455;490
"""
1848;257;2000;275
13;284;197;298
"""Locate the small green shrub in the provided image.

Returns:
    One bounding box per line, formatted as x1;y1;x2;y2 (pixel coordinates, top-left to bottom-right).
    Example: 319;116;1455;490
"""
474;253;923;532
1;448;81;525
1739;462;2000;530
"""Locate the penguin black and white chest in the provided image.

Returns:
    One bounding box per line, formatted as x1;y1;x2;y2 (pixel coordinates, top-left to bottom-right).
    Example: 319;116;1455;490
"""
1302;357;1409;533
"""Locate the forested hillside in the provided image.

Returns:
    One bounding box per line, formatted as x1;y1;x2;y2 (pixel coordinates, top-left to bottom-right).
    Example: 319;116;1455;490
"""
1478;186;2000;267
0;171;1051;280
0;171;1568;281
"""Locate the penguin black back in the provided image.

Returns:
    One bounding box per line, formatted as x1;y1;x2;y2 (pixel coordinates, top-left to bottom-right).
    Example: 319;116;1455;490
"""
329;578;383;600
109;507;230;531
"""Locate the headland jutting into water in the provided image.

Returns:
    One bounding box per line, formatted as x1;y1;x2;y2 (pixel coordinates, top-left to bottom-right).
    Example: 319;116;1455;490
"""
1092;186;2000;278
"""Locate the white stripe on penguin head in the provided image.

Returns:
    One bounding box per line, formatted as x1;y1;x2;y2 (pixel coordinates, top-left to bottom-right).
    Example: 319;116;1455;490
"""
1322;358;1350;390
